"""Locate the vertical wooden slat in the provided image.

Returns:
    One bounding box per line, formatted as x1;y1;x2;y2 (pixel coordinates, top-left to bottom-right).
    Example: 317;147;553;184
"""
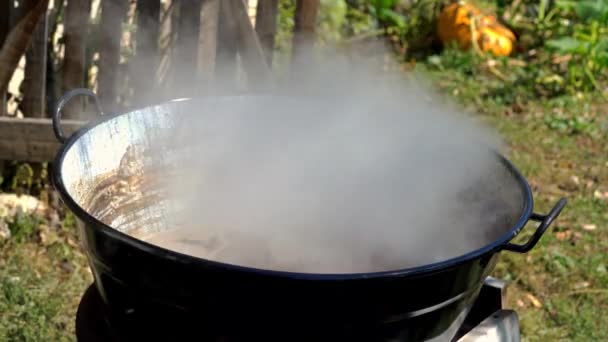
98;0;128;113
292;0;319;67
22;8;48;118
46;0;64;115
255;0;278;66
173;0;202;97
157;0;176;90
221;0;269;88
62;0;92;119
132;0;161;106
198;0;219;84
215;0;238;93
0;1;11;116
0;0;49;100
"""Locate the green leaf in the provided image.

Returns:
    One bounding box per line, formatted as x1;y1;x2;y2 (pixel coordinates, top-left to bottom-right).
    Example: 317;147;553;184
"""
379;8;406;28
595;52;608;67
546;37;590;54
574;0;608;22
596;39;608;52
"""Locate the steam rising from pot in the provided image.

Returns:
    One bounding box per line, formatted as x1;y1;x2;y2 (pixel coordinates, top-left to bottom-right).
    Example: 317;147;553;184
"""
128;49;522;274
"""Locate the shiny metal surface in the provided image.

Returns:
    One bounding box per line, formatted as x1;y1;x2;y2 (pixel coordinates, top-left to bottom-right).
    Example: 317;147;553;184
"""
58;96;528;251
59;98;207;239
458;310;520;342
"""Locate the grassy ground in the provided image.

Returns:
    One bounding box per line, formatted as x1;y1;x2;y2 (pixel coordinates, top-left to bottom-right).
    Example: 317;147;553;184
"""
1;60;607;342
426;57;608;341
0;214;92;341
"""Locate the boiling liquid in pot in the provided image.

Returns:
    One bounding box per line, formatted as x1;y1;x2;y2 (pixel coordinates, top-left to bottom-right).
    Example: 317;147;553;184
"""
82;140;520;274
76;76;525;274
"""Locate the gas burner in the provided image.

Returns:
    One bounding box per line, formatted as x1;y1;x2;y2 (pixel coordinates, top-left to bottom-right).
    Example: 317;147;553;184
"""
76;277;520;342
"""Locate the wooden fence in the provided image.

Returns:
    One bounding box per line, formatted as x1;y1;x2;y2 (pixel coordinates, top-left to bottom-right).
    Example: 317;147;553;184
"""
0;0;320;162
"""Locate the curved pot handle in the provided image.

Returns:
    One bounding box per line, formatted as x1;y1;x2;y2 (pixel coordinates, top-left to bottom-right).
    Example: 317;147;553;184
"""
503;198;567;253
53;88;103;143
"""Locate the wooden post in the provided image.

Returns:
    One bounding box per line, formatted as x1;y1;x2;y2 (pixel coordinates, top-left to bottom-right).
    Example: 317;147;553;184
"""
157;0;177;93
22;6;48;118
132;0;161;106
220;0;270;89
292;0;319;68
198;0;220;84
255;0;278;66
173;0;203;97
215;1;238;93
0;1;11;116
98;0;128;113
0;0;49;105
62;0;92;119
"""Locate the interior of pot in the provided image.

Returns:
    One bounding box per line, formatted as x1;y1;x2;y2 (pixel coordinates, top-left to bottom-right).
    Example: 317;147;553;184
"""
59;96;528;274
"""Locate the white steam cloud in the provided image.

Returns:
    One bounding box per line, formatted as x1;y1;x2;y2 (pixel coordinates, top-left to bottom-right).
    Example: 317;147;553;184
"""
122;46;522;274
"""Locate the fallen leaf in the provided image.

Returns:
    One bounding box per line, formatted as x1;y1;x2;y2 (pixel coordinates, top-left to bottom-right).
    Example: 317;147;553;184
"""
594;189;608;200
0;221;10;241
586;180;595;188
555;230;572;241
571;232;583;245
517;299;526;308
582;224;597;231
526;293;543;308
60;260;74;273
508;59;527;67
574;281;590;289
38;230;48;245
559;176;579;192
552;54;572;64
67;237;78;248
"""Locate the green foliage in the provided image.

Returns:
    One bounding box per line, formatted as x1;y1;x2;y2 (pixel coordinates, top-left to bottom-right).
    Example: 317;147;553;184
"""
11;164;34;193
318;0;348;43
0;214;91;341
7;213;40;244
542;0;608;93
370;0;406;28
544;114;596;135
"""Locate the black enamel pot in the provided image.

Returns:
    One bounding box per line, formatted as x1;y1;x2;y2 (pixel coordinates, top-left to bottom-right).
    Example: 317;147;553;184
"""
52;89;566;341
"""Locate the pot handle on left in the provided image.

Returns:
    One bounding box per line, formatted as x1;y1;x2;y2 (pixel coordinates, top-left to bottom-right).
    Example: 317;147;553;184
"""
503;198;567;253
53;88;103;143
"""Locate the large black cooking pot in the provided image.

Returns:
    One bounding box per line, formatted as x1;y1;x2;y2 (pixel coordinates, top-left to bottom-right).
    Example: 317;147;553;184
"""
52;89;566;342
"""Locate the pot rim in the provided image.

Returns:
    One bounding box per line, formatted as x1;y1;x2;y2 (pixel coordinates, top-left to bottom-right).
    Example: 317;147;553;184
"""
52;97;534;280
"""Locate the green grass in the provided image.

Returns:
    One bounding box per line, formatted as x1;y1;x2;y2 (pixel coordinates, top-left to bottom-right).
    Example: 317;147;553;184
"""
426;56;608;341
0;214;91;341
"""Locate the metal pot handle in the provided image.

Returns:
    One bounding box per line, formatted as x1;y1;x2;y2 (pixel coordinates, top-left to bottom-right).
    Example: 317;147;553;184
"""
503;198;567;253
53;88;103;143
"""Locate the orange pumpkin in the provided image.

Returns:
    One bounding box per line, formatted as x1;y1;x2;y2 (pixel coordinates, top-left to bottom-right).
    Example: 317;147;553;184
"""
438;2;516;56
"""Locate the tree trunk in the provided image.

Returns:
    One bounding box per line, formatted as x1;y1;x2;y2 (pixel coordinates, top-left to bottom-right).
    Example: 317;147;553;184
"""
0;0;49;105
255;0;278;66
198;0;220;85
132;0;161;106
99;0;128;113
292;0;319;68
62;0;91;119
22;5;48;118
